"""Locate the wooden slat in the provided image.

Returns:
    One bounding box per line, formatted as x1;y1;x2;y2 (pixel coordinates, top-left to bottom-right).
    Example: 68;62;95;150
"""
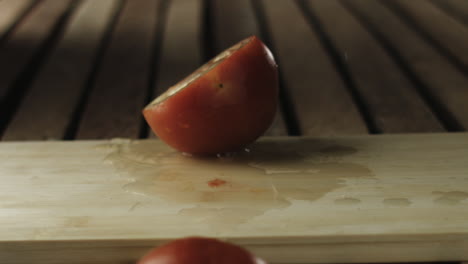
307;0;444;133
211;0;258;52
0;133;468;263
0;0;71;108
344;0;468;130
259;0;367;136
211;0;288;136
0;0;34;42
148;0;203;138
75;0;160;139
153;0;202;92
432;0;468;26
390;0;468;71
2;0;120;141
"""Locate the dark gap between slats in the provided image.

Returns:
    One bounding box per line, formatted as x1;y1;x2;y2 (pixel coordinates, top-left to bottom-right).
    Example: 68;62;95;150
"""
0;0;41;48
251;0;301;136
139;0;170;139
202;0;215;61
381;0;468;77
63;0;125;140
297;0;379;134
341;0;462;132
0;1;80;139
430;0;468;28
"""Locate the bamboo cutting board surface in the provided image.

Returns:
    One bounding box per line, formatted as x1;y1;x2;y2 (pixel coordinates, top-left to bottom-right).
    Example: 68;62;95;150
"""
1;133;468;263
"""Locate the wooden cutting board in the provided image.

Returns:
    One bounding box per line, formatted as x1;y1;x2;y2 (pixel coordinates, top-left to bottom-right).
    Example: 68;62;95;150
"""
1;133;467;264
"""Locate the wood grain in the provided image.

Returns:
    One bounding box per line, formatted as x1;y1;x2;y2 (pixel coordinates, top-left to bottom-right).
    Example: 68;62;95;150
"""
344;0;468;130
307;0;444;133
390;0;468;71
0;0;34;42
211;0;287;136
0;0;71;107
0;133;467;263
148;0;203;138
75;0;160;139
259;0;367;136
2;0;120;141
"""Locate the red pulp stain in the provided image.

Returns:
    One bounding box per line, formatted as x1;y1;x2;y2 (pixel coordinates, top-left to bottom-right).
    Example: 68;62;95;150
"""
208;178;227;187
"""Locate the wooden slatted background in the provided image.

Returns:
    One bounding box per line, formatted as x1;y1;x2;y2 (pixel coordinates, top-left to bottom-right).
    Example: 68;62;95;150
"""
0;0;467;141
0;1;467;263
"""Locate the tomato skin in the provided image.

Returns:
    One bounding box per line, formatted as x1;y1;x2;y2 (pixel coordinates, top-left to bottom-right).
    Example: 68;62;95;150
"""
137;237;258;264
143;36;278;155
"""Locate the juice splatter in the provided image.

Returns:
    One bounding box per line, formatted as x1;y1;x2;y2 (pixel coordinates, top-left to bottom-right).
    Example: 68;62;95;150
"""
208;178;227;187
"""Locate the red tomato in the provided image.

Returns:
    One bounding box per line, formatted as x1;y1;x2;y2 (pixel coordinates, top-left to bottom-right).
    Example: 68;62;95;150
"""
143;36;278;155
137;237;263;264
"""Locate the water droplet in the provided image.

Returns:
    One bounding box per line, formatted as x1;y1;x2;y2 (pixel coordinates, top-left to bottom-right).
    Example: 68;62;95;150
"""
320;145;357;156
433;191;468;205
334;197;361;205
248;163;301;175
93;143;115;151
216;152;237;161
383;198;411;207
128;202;142;212
102;139;373;231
